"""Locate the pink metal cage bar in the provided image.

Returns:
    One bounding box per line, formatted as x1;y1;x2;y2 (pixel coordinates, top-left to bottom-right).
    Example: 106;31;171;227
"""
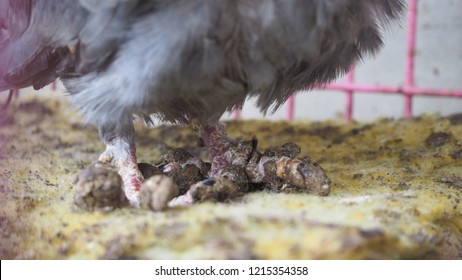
236;0;462;121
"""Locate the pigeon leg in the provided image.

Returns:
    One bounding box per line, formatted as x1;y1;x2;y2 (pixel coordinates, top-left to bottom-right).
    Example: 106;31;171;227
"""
168;125;235;207
98;118;143;207
201;125;236;176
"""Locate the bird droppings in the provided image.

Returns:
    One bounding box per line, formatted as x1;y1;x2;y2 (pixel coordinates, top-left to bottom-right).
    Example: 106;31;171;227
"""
222;139;331;195
158;148;197;165
447;113;462;126
140;175;179;212
157;148;209;195
74;163;128;211
436;176;462;190
189;177;241;203
450;150;462;160
260;156;330;195
137;162;162;180
425;132;453;148
139;135;329;205
162;163;206;195
221;165;250;193
2;97;462;259
263;142;302;159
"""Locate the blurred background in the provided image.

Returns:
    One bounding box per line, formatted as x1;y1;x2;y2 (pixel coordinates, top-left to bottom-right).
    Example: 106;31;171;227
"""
3;0;462;122
227;0;462;121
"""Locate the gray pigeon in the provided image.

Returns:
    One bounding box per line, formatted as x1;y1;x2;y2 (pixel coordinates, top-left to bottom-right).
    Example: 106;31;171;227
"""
0;0;405;206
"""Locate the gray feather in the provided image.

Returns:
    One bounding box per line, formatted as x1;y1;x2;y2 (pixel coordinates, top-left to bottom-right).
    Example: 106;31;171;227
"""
1;0;406;126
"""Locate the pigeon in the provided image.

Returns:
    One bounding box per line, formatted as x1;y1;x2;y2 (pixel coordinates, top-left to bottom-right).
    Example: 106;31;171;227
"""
0;0;406;207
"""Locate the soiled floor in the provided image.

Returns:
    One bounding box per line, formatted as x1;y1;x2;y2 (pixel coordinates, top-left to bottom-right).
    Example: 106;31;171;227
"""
0;94;461;259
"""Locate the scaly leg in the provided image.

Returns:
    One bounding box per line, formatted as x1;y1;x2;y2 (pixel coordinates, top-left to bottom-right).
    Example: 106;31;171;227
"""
168;124;240;207
201;125;236;176
98;117;143;207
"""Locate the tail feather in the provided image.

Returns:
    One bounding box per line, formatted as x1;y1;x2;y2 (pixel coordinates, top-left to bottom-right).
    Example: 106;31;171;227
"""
0;79;11;92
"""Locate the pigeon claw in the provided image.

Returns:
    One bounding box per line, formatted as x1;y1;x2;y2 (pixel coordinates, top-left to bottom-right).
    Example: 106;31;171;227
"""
118;161;144;207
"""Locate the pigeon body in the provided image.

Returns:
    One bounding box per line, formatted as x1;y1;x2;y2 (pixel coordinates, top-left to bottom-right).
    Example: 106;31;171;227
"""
0;0;406;206
1;0;405;125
